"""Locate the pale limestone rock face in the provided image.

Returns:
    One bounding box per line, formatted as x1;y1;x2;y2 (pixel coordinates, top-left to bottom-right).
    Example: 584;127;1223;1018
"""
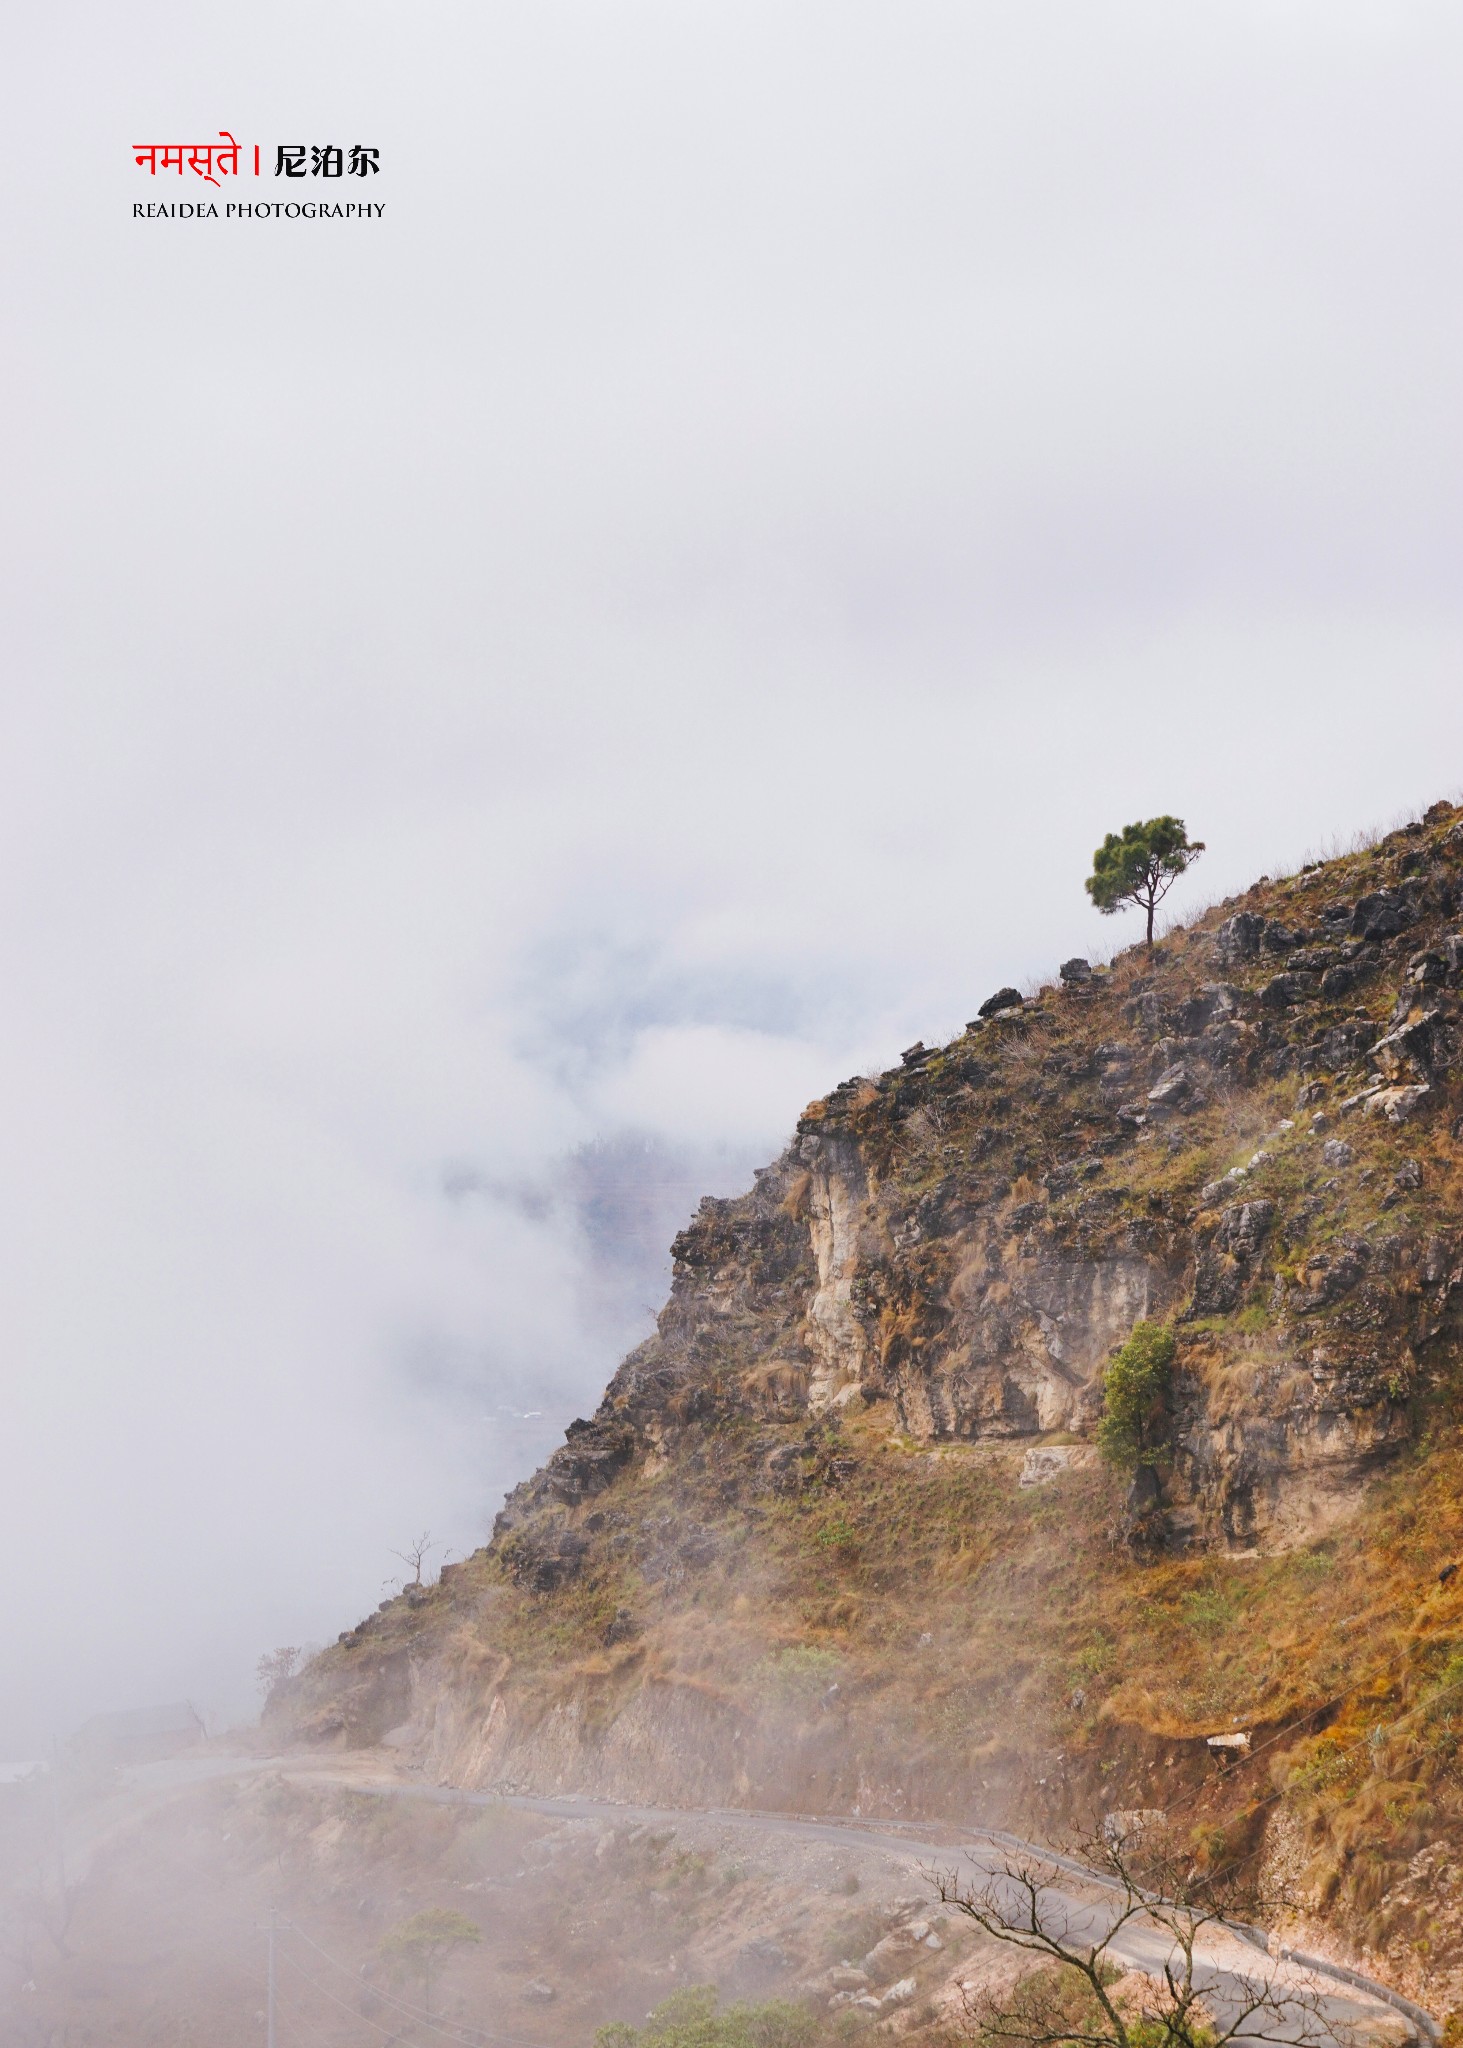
1018;1444;1099;1487
896;1246;1162;1440
805;1139;869;1415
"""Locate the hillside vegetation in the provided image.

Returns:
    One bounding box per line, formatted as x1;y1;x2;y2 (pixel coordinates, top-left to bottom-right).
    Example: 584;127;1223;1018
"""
278;799;1463;2024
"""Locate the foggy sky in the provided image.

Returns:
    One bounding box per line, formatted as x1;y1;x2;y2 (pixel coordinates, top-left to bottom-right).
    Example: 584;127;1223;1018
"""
4;1;1463;1749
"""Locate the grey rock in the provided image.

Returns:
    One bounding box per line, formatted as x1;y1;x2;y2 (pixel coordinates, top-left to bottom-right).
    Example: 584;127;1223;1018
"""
543;1417;637;1505
1214;911;1266;966
1320;964;1357;999
1321;1139;1353;1168
1311;1019;1379;1072
522;1980;557;2004
1408;951;1448;987
1350;889;1415;941
1190;1200;1274;1316
1259;971;1319;1009
1370;1009;1441;1082
1366;1083;1433;1125
1147;1063;1195;1106
1292;1236;1369;1311
1060;957;1093;983
978;987;1024;1019
506;1525;590;1591
1393;1158;1423;1192
1214;1200;1276;1261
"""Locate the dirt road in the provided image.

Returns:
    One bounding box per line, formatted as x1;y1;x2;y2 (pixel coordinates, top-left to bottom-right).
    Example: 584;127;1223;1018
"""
69;1751;1436;2048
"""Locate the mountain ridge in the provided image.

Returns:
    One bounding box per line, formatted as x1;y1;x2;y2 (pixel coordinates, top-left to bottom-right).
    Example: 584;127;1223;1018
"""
276;796;1463;2022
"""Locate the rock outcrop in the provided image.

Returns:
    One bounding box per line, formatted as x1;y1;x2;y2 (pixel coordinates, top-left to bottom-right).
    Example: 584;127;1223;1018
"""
275;800;1463;2004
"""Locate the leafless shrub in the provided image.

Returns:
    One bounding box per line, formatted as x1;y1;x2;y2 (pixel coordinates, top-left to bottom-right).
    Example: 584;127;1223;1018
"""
933;1819;1347;2048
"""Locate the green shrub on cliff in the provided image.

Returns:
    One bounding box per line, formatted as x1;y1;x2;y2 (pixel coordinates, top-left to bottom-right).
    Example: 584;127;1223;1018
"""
1097;1322;1175;1469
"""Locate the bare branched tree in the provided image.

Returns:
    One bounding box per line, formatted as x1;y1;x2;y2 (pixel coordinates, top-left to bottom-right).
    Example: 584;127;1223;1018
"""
934;1819;1348;2048
390;1532;439;1586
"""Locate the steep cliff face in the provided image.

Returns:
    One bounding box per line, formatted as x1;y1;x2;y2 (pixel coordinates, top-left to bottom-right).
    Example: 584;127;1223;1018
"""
486;803;1463;1555
278;799;1463;2009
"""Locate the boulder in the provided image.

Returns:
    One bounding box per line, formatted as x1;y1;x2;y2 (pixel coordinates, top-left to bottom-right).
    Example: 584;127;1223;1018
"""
1350;890;1415;941
1214;912;1266;966
1059;957;1093;984
882;1979;917;2007
864;1932;922;1968
543;1418;637;1505
1214;1199;1275;1262
1370;1009;1440;1082
505;1524;590;1591
829;1967;872;1993
1311;1019;1379;1072
1259;971;1319;1009
1365;1084;1433;1124
978;987;1024;1019
1320;964;1357;999
1321;1139;1353;1169
1407;950;1448;987
1147;1063;1195;1107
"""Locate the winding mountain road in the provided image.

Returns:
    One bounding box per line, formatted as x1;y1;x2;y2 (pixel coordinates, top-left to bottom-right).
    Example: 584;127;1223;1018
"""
74;1754;1437;2048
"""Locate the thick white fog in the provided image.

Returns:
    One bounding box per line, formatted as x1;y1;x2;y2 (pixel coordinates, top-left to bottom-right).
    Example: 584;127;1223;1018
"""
3;1;1463;1748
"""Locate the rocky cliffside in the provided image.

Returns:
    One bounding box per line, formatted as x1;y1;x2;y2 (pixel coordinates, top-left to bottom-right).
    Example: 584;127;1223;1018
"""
277;799;1463;2013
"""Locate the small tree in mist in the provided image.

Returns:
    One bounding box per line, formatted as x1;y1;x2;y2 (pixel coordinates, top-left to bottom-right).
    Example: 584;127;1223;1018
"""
1086;817;1204;950
934;1818;1335;2048
255;1646;300;1698
379;1905;480;2014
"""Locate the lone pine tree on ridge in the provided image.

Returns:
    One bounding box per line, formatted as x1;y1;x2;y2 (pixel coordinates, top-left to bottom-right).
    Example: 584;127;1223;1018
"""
1085;814;1204;949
